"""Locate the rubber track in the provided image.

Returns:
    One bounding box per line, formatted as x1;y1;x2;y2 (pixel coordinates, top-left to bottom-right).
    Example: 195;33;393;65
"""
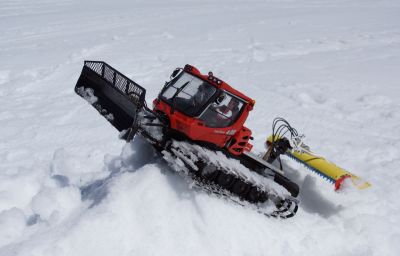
168;145;298;218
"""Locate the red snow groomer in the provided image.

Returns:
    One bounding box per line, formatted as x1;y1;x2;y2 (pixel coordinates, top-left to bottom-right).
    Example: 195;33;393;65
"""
75;61;301;218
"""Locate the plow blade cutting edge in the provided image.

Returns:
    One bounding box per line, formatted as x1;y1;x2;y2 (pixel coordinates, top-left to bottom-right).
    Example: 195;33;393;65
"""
75;61;146;134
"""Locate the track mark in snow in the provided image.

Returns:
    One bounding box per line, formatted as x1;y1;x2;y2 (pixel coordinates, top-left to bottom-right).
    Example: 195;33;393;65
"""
296;92;327;106
0;208;27;247
0;70;10;85
152;31;174;40
68;44;108;63
269;31;400;59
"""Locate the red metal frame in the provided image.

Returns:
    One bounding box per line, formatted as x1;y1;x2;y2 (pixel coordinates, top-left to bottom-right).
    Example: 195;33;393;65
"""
153;64;255;156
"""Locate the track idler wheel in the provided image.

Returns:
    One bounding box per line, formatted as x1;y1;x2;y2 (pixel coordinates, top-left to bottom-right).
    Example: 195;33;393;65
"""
271;198;299;219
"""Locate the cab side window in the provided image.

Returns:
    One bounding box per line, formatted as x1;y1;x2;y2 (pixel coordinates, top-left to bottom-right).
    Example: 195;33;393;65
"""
199;93;244;128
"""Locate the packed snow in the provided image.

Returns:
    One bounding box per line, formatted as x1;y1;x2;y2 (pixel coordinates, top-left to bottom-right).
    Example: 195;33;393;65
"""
1;0;400;255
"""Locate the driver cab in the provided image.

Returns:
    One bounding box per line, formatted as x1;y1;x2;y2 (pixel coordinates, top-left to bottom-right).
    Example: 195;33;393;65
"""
159;70;245;128
153;64;254;154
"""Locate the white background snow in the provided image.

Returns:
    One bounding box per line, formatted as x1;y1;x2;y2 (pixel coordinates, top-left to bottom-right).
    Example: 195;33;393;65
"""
1;0;400;255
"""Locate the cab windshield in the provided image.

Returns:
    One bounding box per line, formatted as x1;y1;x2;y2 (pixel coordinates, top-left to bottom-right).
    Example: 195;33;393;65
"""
161;72;217;116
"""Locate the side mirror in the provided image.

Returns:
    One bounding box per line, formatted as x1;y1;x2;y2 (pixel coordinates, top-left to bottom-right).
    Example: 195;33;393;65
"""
170;68;180;79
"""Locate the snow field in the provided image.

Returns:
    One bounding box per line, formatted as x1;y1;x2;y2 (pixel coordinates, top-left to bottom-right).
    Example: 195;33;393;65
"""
1;0;400;255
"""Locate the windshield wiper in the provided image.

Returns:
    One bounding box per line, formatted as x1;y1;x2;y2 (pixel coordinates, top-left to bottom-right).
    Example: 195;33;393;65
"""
170;81;190;114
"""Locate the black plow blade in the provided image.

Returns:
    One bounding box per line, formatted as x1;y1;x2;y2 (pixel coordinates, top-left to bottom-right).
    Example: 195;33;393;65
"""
75;61;146;135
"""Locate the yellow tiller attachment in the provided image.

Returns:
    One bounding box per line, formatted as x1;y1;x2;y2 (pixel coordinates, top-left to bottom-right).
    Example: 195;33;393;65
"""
266;136;371;191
